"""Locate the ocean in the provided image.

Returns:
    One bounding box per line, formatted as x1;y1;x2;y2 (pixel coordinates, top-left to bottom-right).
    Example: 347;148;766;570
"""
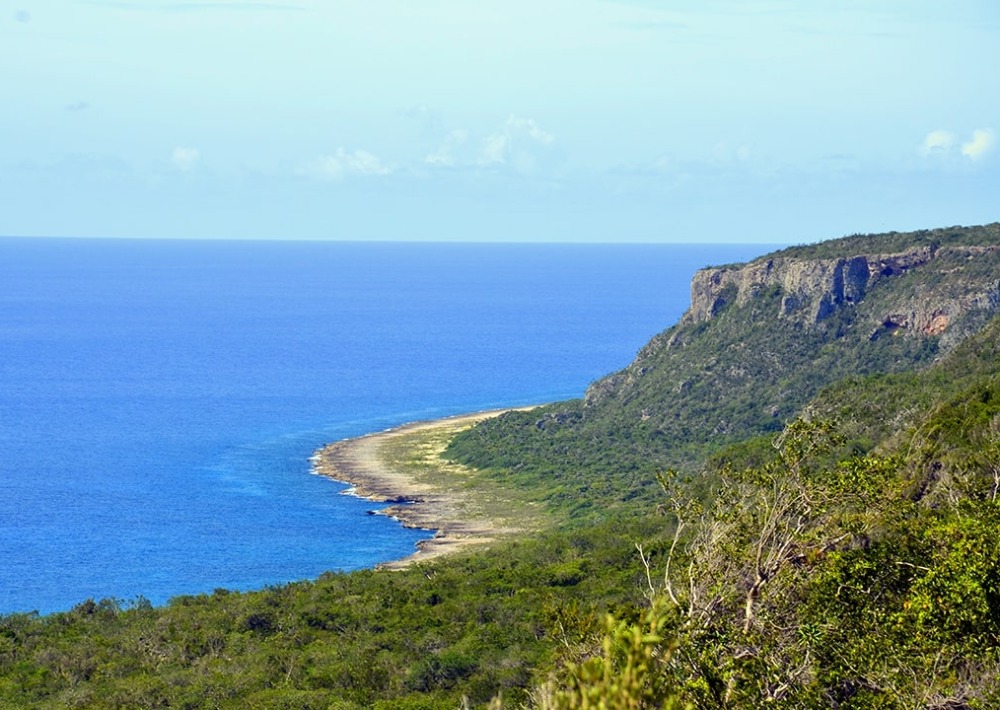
0;238;768;614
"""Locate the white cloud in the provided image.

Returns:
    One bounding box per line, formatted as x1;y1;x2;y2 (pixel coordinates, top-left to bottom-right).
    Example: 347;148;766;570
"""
961;129;996;160
480;132;509;166
478;116;556;172
300;148;392;180
513;116;554;144
920;129;956;156
171;147;200;170
425;129;469;167
920;128;996;161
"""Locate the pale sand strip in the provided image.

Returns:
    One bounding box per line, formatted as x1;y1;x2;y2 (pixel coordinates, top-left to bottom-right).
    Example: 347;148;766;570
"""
311;408;536;569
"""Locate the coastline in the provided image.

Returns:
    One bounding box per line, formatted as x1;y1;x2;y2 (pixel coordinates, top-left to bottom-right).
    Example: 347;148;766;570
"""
311;407;537;569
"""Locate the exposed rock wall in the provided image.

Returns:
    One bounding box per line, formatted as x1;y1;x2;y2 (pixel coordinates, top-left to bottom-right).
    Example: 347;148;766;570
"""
682;245;1000;341
581;225;1000;437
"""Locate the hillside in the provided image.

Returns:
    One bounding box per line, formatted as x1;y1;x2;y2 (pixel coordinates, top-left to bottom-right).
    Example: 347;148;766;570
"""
630;307;1000;707
447;223;1000;510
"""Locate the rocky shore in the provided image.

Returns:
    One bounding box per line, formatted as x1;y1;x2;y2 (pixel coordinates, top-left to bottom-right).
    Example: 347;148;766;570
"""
311;408;535;569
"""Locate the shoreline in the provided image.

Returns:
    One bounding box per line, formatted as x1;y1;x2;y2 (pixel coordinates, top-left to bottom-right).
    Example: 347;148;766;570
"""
311;407;536;569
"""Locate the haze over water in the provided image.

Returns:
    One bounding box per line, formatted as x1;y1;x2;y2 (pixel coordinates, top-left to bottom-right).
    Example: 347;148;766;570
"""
0;239;766;614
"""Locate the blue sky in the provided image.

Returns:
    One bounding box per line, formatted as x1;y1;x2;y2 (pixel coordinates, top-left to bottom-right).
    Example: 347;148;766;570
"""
2;1;997;242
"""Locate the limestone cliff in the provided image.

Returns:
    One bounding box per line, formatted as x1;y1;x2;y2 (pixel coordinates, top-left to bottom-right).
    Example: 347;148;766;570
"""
583;224;1000;438
454;222;1000;483
682;244;1000;346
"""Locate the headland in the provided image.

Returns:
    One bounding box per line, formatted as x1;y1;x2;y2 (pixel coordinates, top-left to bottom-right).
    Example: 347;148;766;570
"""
311;407;539;569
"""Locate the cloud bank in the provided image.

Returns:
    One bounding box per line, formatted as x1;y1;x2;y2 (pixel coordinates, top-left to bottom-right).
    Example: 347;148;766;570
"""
300;148;392;180
425;130;469;167
420;116;560;176
479;116;555;168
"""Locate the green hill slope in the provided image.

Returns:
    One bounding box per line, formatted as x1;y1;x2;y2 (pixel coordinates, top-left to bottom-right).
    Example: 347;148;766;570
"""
447;223;1000;514
636;311;1000;707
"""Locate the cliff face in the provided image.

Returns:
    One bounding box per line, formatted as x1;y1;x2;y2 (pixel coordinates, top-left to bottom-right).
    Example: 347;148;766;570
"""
683;244;1000;345
684;254;875;325
581;225;1000;441
452;223;1000;482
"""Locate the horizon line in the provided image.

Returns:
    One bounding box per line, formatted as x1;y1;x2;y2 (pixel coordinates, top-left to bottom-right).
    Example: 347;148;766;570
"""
0;233;788;247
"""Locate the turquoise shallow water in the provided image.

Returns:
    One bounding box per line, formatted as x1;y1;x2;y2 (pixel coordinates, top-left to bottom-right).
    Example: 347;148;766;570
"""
0;238;768;613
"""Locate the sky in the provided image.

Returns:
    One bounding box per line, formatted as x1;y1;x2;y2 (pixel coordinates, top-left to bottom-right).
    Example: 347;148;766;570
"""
1;0;998;243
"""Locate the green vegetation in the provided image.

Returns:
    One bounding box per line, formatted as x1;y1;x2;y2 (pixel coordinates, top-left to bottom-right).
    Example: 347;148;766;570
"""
768;222;1000;260
0;523;657;709
639;409;1000;706
3;222;1000;707
446;224;1000;512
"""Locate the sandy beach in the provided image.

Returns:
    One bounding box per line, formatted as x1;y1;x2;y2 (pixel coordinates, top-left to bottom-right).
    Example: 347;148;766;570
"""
311;408;536;569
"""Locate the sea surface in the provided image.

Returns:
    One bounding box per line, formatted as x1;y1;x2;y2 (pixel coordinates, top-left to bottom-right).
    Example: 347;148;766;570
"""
0;238;768;614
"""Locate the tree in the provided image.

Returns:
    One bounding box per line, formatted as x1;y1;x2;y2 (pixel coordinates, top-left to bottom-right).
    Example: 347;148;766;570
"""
639;420;900;704
530;602;686;710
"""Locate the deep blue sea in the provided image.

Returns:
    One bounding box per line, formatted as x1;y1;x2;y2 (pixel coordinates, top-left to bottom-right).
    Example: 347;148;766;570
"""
0;238;768;614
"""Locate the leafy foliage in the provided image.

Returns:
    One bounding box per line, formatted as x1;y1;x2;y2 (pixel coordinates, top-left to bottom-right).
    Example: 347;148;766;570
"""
534;604;687;710
0;523;659;709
